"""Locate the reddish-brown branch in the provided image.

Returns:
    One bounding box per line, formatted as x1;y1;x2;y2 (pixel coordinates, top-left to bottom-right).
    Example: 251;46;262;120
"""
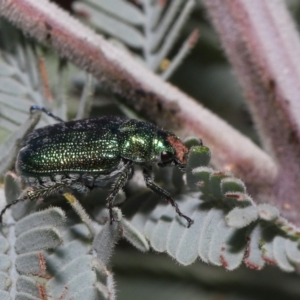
0;0;276;200
202;0;300;224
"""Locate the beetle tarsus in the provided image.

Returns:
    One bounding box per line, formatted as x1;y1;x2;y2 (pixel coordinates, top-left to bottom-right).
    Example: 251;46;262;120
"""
0;198;26;225
170;199;194;228
183;215;194;228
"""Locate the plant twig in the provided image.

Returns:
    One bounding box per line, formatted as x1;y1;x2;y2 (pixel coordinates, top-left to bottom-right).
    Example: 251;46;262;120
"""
202;0;300;225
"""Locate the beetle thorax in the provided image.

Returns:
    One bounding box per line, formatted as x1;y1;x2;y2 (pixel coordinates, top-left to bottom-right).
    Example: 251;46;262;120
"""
118;119;170;163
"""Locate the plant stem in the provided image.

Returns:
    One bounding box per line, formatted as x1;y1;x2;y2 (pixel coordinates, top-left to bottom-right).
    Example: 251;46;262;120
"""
202;0;300;224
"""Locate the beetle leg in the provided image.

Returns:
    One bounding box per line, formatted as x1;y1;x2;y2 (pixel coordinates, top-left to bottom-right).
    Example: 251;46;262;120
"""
107;161;133;224
0;197;28;225
27;180;72;201
30;105;65;123
0;179;74;225
0;184;62;225
143;168;194;228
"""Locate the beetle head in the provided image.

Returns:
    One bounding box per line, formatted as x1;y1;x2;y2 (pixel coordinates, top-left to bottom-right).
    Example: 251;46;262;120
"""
156;131;189;170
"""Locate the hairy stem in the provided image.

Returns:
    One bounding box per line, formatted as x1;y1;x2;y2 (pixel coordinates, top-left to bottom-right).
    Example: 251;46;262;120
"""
203;0;300;225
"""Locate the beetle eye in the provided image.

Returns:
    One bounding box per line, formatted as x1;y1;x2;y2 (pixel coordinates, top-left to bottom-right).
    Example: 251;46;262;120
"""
161;151;173;163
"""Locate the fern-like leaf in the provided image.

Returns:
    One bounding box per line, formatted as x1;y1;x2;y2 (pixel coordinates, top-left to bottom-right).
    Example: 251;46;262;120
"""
1;181;118;299
120;140;300;272
0;22;68;176
72;0;197;79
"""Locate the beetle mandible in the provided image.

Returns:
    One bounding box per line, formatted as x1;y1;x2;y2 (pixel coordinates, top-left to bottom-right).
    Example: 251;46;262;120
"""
0;106;194;227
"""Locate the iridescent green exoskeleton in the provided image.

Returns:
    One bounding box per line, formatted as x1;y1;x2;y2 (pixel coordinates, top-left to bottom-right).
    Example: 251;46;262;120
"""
0;106;193;227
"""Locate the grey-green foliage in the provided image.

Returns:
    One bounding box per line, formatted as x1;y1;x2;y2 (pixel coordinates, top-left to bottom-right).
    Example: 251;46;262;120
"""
0;22;67;131
0;40;41;134
72;0;197;79
0;206;115;299
117;138;300;272
1;171;150;299
0;21;68;176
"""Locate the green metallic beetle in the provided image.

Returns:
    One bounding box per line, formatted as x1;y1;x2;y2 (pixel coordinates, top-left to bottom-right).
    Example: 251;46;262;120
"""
0;106;193;227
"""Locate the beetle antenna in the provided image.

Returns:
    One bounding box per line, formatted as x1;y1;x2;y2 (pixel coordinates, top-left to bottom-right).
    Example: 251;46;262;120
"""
30;105;65;123
0;198;27;225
